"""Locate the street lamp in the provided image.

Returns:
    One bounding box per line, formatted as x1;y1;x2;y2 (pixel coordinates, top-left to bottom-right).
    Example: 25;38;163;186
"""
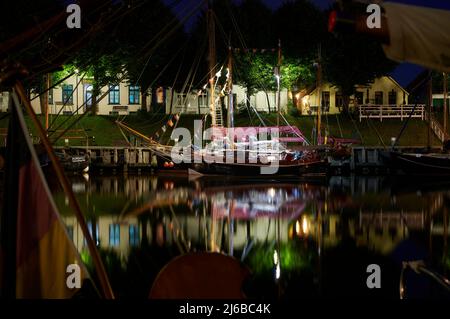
75;68;79;114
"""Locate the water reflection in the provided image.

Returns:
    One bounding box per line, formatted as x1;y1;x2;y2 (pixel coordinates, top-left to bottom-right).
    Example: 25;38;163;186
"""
55;175;450;298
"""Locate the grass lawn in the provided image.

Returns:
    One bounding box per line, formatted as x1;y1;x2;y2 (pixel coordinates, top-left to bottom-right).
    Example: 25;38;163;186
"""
0;111;441;147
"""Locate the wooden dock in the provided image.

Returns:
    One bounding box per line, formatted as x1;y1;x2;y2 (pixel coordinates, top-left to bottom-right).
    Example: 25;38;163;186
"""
54;146;159;173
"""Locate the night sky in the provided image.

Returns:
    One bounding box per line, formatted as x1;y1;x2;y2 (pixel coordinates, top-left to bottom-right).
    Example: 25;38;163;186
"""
237;0;450;85
168;0;450;87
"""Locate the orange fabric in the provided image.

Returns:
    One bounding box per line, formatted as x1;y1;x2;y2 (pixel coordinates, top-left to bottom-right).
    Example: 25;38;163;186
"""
150;252;250;299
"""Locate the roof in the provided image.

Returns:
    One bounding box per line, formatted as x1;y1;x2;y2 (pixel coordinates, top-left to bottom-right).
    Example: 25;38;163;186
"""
386;76;410;94
308;75;410;95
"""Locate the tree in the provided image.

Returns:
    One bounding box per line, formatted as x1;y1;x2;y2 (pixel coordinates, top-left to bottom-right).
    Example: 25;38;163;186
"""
70;0;187;114
323;31;397;112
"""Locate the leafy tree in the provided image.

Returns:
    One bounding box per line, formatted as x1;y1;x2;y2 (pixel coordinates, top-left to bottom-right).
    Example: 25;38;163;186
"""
323;29;397;112
70;0;187;114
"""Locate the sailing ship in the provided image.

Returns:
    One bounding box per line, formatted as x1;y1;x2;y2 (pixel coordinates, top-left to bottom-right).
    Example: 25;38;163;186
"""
187;9;328;177
383;72;450;175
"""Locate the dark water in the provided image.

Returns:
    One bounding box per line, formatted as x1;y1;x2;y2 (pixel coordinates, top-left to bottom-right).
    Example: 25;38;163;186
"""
55;174;450;299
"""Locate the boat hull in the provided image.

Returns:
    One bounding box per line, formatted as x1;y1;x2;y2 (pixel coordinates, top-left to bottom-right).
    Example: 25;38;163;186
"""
190;160;329;177
386;151;450;175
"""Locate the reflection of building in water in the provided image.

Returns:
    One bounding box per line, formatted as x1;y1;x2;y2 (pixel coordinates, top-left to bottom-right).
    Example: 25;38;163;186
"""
62;175;449;262
64;216;141;259
292;209;433;255
329;176;384;196
63;213;294;260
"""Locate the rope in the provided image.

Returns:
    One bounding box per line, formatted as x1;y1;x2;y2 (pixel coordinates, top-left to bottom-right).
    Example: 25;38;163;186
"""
335;114;343;138
47;72;86;132
347;110;364;145
393;103;418;149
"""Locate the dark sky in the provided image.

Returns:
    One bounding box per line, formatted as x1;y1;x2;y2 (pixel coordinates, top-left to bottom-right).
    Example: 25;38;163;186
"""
168;0;447;87
261;0;333;10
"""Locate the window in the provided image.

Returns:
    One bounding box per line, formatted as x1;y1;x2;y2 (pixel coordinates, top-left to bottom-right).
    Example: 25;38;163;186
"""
84;221;99;246
355;91;364;105
375;91;383;105
198;94;208;108
335;92;344;109
84;84;93;110
62;84;73;104
129;225;139;247
128;85;140;104
176;93;187;107
321;91;330;112
109;224;120;246
109;85;120;104
156;87;164;104
48;89;53;104
388;90;397;105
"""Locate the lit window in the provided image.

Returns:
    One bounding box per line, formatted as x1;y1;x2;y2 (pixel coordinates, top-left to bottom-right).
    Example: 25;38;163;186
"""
198;94;208;107
109;224;120;246
129;85;140;104
129;225;139;246
62;84;73;104
109;85;120;104
84;221;99;246
156;87;164;104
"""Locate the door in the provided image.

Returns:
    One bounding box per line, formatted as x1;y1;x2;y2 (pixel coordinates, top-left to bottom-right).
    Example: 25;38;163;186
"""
84;84;93;111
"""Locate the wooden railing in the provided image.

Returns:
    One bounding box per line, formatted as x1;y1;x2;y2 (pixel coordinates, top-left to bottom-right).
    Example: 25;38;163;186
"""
358;104;425;122
424;110;448;143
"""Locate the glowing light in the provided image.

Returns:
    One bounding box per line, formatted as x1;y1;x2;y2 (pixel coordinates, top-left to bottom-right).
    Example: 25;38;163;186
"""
273;250;278;265
302;216;309;235
301;95;310;105
268;188;276;198
295;220;300;234
275;264;281;280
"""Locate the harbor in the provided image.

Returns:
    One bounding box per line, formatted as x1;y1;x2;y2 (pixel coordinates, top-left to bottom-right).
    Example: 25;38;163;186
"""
1;0;450;303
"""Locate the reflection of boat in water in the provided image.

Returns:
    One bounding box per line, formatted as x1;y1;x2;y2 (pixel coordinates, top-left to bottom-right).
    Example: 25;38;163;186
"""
210;186;307;220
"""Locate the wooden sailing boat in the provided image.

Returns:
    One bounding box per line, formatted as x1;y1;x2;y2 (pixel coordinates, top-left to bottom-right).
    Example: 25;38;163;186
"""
386;72;450;175
190;9;327;177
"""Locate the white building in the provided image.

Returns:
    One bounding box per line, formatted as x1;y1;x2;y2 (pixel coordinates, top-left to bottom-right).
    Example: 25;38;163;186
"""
28;75;148;116
299;76;409;115
166;85;289;115
0;73;289;116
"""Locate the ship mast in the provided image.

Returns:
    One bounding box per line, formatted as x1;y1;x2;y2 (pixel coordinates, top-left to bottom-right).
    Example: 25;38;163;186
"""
276;39;281;128
227;43;234;128
444;72;448;137
316;44;322;145
207;0;217;127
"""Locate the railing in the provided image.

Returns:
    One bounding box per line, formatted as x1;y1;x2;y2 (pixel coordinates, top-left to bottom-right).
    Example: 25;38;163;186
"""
358;104;425;122
424;110;448;142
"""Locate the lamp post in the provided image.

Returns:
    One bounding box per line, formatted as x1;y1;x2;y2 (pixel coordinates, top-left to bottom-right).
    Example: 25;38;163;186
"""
75;68;79;114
